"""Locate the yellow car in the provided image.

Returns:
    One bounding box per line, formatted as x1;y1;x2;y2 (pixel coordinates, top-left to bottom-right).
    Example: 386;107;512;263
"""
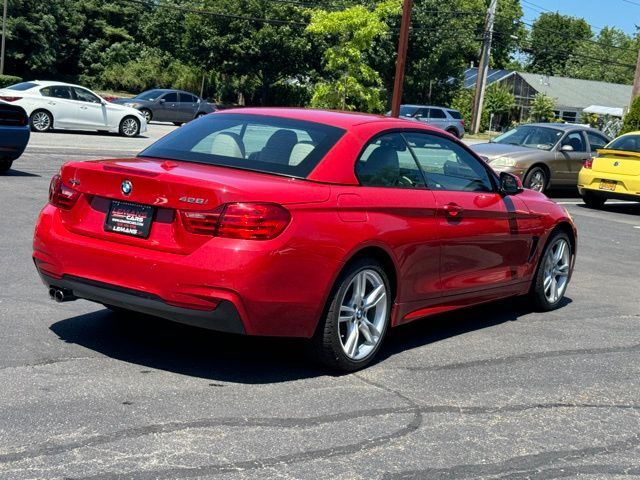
578;131;640;208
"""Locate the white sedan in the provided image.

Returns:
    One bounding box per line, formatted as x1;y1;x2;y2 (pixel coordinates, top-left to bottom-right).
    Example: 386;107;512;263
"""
0;81;147;137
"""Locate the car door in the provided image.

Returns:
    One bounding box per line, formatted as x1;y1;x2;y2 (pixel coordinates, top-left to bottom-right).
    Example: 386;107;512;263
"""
71;87;107;128
178;93;198;121
352;132;441;314
559;130;590;182
427;108;449;132
38;86;77;127
403;131;534;297
154;92;179;122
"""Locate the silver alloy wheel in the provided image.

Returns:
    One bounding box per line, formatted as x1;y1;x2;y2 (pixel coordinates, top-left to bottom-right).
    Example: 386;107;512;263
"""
141;110;151;123
32;111;51;131
542;238;571;304
527;170;546;192
121;118;139;137
338;269;388;361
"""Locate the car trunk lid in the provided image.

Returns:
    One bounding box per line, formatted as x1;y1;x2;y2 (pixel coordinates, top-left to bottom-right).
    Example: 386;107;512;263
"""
593;149;640;176
57;157;330;254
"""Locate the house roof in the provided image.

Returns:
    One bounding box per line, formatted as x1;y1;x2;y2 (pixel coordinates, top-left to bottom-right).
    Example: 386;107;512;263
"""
463;68;633;111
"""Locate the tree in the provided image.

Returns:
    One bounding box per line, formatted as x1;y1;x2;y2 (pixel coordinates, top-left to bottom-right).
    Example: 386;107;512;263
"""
485;82;515;129
565;27;640;84
620;96;640;135
306;1;401;112
529;92;556;122
527;12;592;76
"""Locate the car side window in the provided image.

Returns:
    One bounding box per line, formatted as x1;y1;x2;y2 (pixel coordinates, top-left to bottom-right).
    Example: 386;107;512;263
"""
404;132;494;192
356;133;425;189
562;132;586;152
40;86;73;100
586;132;608;152
72;87;101;104
180;93;197;103
429;108;447;119
163;92;178;103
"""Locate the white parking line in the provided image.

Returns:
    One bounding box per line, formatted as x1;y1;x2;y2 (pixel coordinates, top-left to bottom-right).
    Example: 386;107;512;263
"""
556;200;636;205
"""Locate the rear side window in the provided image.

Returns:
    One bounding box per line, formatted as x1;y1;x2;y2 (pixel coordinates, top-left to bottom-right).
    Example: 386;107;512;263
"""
138;113;345;178
447;110;462;119
356;133;425;189
40;86;73;99
6;82;38;91
586;131;608;152
180;93;198;103
428;108;447;119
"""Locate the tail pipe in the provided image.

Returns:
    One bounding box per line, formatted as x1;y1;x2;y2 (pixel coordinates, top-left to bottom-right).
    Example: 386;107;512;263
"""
48;287;76;303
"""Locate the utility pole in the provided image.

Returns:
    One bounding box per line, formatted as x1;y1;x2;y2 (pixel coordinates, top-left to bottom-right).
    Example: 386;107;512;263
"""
0;0;7;75
470;0;497;134
391;0;413;117
631;48;640;103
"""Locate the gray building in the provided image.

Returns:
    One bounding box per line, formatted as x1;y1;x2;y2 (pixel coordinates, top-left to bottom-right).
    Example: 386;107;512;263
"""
464;68;632;123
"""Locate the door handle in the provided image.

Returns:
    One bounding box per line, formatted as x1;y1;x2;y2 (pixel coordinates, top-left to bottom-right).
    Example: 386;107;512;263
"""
80;106;88;110
443;203;463;218
48;101;56;105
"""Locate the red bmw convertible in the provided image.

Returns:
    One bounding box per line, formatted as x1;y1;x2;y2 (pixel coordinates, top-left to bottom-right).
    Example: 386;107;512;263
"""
34;109;576;370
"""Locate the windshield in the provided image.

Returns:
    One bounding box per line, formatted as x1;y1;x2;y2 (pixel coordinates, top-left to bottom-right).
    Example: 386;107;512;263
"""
492;125;563;151
6;82;38;91
134;90;164;101
604;135;640;153
138;113;345;178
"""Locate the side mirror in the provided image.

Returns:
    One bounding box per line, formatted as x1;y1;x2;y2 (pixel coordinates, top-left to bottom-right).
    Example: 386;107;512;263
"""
499;172;524;195
159;98;165;104
560;144;574;152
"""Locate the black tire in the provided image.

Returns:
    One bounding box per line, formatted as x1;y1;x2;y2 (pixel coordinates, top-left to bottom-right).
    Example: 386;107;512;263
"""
140;108;152;123
119;116;140;137
524;166;548;193
446;127;460;138
173;122;183;126
582;191;606;209
29;109;53;132
312;258;392;372
195;112;206;119
528;231;573;312
0;159;12;173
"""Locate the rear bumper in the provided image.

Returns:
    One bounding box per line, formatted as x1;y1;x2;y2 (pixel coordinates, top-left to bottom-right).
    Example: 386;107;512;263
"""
578;170;640;199
38;271;245;334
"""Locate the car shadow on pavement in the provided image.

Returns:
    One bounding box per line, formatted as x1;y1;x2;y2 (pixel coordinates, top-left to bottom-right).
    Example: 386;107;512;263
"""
50;296;571;384
43;130;150;139
2;169;39;177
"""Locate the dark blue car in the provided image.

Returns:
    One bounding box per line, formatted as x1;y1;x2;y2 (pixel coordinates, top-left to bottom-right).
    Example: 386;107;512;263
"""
0;103;30;173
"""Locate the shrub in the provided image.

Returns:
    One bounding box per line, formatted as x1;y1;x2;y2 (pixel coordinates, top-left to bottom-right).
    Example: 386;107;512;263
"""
0;75;23;88
620;96;640;135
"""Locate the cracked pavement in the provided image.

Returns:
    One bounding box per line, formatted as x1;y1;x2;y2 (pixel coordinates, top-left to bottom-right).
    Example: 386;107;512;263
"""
0;128;639;479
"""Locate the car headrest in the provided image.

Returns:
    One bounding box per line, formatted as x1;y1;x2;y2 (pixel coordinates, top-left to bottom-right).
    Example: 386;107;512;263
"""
210;132;245;158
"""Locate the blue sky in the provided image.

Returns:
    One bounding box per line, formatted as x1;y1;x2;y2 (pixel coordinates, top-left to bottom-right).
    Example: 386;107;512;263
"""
521;0;639;35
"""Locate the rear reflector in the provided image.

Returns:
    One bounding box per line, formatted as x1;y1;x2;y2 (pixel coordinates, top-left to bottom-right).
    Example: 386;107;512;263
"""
180;203;290;240
49;174;80;210
0;96;22;102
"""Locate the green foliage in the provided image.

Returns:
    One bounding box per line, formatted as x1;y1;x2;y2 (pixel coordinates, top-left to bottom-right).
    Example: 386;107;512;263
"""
0;75;22;88
529;92;556;122
485;83;515;115
579;111;599;128
306;1;400;112
620;96;640;135
527;13;592;76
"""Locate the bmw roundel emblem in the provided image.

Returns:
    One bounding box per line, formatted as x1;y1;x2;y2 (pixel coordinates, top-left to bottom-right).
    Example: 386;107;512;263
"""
121;180;132;195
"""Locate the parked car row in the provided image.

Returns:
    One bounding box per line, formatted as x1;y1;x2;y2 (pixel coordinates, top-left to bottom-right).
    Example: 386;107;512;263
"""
112;89;215;125
388;104;466;139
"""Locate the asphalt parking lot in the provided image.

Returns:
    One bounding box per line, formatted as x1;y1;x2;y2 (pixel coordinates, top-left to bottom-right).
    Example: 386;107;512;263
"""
1;125;639;479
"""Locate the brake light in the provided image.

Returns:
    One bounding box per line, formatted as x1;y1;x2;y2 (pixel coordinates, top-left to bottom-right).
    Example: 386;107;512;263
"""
180;206;224;235
584;158;593;169
48;174;80;210
461;119;466;128
0;96;22;102
180;203;290;240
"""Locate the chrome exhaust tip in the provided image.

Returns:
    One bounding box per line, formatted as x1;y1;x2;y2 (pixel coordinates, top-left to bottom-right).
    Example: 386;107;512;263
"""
48;287;75;303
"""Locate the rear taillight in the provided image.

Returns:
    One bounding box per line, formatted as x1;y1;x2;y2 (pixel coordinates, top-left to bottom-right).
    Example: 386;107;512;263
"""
461;119;466;128
180;203;290;240
48;174;80;210
0;96;22;102
583;158;593;169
